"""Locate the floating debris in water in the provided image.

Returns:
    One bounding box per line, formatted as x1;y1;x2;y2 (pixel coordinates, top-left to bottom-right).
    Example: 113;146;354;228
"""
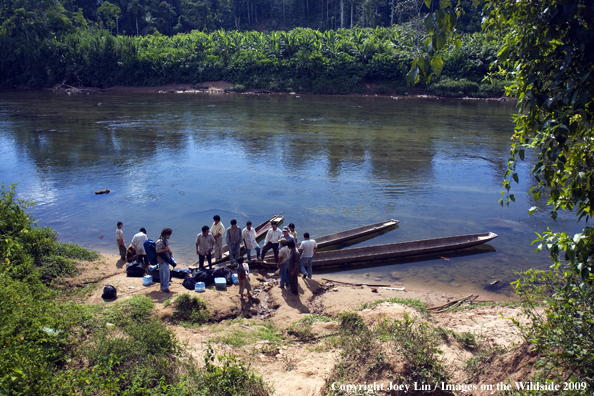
93;189;110;194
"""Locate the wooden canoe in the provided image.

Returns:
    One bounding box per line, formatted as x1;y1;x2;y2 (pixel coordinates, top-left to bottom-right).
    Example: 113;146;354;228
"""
258;232;498;268
212;213;284;264
314;219;399;249
260;219;399;261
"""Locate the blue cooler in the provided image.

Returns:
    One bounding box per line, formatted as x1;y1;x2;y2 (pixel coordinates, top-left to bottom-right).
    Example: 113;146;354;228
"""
142;275;153;286
232;273;239;285
214;277;227;290
195;281;205;292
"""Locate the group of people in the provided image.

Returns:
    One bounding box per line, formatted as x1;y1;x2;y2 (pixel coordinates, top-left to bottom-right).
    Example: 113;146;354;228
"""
116;215;318;295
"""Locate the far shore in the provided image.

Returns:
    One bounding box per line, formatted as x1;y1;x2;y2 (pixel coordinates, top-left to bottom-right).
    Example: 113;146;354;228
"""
1;81;515;102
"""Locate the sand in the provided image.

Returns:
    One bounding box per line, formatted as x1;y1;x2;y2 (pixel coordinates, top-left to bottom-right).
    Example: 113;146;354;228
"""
59;254;537;396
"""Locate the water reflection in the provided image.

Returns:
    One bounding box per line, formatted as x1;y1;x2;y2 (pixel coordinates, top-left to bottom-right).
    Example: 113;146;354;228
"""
0;92;583;300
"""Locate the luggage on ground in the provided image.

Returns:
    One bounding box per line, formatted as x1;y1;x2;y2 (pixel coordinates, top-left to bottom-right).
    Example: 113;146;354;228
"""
102;285;117;299
126;261;146;277
182;277;196;290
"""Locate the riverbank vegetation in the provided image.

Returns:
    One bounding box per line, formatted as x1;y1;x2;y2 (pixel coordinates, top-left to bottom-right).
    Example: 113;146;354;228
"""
414;0;594;392
0;183;272;395
0;0;505;95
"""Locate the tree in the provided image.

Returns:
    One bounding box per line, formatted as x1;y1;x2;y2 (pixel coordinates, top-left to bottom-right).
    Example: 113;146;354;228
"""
97;1;122;34
410;0;594;385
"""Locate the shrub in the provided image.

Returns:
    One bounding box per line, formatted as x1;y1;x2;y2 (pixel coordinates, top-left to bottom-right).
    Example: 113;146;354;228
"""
200;345;272;396
338;312;366;334
426;78;480;97
172;294;211;324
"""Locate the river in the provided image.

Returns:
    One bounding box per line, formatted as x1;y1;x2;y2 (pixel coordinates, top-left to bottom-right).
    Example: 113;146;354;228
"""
0;91;581;300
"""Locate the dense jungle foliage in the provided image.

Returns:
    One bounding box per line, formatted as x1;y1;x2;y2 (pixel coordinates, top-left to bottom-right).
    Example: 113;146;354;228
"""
0;0;503;93
0;183;272;395
417;0;594;390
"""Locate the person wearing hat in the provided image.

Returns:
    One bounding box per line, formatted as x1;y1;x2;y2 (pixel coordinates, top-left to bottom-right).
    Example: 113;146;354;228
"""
281;226;296;249
277;239;290;288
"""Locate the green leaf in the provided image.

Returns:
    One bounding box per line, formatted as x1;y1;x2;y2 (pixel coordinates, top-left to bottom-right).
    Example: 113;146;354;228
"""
512;173;519;183
529;206;538;216
430;56;444;76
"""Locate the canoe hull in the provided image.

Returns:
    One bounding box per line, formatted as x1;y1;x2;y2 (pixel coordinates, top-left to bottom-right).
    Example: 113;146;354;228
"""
260;232;498;268
315;219;399;249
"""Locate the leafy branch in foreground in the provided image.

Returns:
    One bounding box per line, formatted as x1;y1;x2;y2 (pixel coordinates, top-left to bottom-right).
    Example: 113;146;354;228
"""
410;0;594;386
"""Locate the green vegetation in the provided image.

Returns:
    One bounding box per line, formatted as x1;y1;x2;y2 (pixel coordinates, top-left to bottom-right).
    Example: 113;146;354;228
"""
0;183;271;395
327;312;452;395
413;0;594;390
201;345;272;396
0;21;504;95
171;294;211;325
287;315;334;340
215;321;284;347
357;296;430;314
0;0;503;95
1;183;99;281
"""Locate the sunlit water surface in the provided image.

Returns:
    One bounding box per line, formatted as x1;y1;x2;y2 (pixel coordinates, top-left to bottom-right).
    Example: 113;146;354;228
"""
0;92;582;300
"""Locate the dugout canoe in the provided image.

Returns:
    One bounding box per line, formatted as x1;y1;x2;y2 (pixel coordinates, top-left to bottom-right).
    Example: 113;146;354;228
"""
261;219;400;260
314;219;399;249
259;232;498;268
213;212;284;264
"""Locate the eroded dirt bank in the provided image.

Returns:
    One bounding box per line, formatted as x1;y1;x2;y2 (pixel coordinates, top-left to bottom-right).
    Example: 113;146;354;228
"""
60;254;537;396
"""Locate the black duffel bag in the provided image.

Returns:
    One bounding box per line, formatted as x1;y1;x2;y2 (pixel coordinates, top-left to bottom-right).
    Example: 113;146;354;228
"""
148;266;160;282
213;266;233;285
171;268;188;279
192;268;213;285
182;277;196;290
126;261;146;277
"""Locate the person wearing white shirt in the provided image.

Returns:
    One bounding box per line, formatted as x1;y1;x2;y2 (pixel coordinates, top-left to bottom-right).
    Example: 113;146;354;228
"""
210;215;225;260
131;227;149;268
242;221;261;261
298;232;318;279
260;221;282;262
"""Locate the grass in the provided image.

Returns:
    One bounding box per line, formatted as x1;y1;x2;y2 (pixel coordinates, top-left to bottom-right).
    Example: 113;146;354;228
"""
171;294;211;324
464;345;507;381
288;314;335;340
357;297;430;315
215;321;284;347
326;310;455;395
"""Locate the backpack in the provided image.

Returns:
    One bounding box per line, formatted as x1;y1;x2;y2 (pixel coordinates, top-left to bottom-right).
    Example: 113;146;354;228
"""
126;261;146;277
101;285;117;299
126;244;137;262
144;240;158;265
182;277;196;290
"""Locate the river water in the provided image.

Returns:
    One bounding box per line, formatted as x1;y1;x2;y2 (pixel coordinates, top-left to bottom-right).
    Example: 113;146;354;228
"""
0;91;581;299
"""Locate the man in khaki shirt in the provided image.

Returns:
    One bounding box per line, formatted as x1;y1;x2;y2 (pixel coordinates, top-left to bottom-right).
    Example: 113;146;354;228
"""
210;215;225;260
